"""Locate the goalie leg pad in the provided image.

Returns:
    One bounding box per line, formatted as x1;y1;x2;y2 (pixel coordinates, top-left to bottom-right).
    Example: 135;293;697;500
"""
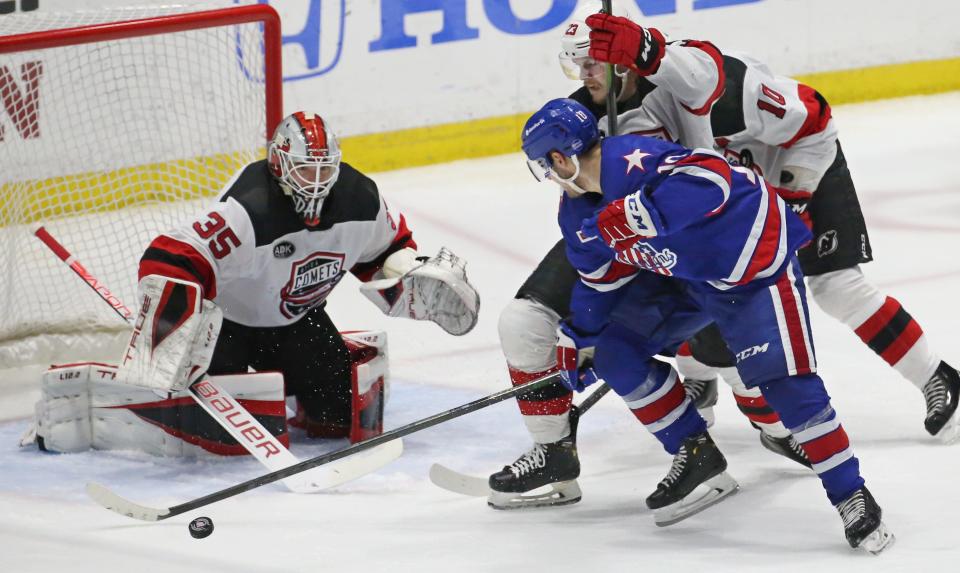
289;330;389;444
30;363;287;456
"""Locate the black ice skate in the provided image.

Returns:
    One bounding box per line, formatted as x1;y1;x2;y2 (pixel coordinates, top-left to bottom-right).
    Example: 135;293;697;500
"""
487;434;581;509
683;377;718;427
922;361;960;443
645;431;739;526
759;431;812;469
835;486;895;555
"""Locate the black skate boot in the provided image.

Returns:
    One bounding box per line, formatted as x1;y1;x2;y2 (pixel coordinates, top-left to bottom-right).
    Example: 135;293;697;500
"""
923;361;960;442
487;437;581;509
488;409;582;509
645;431;739;526
835;486;895;554
759;431;812;469
683;377;718;427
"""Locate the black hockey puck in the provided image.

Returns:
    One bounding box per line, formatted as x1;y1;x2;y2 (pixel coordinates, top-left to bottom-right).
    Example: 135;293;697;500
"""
188;516;214;539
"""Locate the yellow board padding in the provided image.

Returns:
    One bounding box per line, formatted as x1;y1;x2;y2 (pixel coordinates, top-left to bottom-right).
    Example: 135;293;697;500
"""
342;56;960;174
0;151;261;226
2;56;957;225
794;57;960;105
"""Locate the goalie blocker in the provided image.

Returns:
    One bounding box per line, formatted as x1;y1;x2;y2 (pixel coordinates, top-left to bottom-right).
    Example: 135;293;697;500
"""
24;329;390;455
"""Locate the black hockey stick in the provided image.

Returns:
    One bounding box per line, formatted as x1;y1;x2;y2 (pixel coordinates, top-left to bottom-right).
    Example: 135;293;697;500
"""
602;0;618;136
86;371;564;521
428;382;612;497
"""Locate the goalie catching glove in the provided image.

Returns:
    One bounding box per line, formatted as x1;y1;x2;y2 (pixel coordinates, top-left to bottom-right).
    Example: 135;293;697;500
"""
116;275;222;393
360;247;479;336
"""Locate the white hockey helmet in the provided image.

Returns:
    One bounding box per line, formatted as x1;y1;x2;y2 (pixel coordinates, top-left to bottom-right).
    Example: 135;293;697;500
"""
268;111;342;227
559;0;629;80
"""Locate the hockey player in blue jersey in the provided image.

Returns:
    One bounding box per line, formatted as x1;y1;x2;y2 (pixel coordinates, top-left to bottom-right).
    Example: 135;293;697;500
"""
519;98;894;554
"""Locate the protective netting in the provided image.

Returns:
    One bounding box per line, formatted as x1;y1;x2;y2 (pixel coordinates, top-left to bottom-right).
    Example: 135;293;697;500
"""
0;4;272;368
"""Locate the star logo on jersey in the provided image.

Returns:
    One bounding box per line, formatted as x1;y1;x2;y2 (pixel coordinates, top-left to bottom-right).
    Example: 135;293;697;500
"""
624;149;650;174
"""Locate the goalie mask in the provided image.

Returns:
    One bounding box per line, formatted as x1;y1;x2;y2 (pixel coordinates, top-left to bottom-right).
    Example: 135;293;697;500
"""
268;112;342;227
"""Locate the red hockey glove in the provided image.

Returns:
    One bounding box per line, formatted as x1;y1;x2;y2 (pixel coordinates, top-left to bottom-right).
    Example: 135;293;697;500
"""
586;13;665;76
772;185;813;230
582;191;658;249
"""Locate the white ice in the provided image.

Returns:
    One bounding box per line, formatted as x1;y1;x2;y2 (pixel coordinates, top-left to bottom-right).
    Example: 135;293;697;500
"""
2;93;959;572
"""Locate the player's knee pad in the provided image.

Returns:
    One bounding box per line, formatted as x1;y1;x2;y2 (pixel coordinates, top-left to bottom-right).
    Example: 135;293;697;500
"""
25;363;287;456
758;373;831;430
807;266;885;328
498;297;561;372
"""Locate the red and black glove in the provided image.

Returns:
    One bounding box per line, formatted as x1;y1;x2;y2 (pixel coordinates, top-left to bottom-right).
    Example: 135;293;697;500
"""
772;185;814;230
585;13;666;76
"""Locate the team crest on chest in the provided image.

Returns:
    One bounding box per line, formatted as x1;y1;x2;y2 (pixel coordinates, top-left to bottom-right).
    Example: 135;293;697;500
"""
280;251;345;318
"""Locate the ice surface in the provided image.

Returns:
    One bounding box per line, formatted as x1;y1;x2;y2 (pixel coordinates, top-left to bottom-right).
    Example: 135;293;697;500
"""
2;93;959;572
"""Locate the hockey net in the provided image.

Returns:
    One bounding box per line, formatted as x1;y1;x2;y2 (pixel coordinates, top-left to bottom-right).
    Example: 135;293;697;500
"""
0;4;282;371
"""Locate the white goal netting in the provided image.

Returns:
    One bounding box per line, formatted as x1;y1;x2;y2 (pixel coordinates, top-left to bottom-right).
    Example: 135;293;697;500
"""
0;4;277;369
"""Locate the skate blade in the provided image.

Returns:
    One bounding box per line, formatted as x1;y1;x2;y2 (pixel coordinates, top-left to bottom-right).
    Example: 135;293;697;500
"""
936;410;960;445
487;480;582;510
653;472;739;527
856;521;895;555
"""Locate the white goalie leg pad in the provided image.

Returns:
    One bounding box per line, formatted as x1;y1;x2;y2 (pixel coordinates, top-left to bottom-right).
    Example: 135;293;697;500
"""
30;363;287;457
116;275;222;393
359;247;480;336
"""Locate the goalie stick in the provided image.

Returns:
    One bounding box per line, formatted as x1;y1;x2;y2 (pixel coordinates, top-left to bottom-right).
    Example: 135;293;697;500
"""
33;226;402;494
429;383;612;497
86;371;563;521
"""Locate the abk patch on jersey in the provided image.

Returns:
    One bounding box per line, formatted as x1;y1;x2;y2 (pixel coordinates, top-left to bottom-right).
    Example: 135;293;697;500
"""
280;251;345;318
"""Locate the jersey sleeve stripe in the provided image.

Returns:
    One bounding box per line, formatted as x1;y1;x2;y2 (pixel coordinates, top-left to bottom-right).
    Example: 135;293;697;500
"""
722;180;770;284
139;235;217;299
678;40;725;116
350;213;417;281
780;85;833;149
738;184;787;285
578;260;638;292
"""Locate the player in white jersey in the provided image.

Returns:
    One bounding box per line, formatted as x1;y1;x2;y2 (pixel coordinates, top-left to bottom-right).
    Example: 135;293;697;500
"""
585;11;960;443
122;111;479;440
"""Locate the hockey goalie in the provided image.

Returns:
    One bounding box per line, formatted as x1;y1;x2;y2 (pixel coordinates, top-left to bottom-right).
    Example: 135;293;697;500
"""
23;110;479;457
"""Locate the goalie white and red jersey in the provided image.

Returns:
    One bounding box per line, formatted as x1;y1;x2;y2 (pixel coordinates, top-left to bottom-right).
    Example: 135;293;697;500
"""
139;159;416;326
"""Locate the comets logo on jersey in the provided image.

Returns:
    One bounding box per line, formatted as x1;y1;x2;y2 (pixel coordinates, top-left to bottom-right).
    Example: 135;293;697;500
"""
280;252;346;318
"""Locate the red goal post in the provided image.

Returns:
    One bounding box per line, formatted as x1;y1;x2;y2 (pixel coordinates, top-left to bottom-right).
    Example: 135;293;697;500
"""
0;4;283;371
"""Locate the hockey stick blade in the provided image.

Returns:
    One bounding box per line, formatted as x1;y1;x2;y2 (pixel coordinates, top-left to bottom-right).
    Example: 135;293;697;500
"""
428;384;611;497
429;464;490;497
86;482;171;522
86;439;404;520
87;373;561;521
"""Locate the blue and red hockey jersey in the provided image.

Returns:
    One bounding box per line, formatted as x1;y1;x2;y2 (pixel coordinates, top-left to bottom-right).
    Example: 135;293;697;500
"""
560;135;812;333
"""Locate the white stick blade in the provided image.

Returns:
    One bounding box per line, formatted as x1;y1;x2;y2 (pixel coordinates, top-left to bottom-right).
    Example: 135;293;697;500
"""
429;464;490;497
290;439;404;492
86;482;170;522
